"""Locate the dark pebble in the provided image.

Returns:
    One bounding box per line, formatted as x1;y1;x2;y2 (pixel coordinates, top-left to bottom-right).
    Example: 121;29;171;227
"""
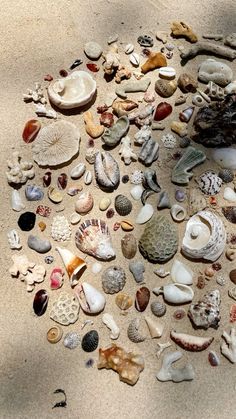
122;175;129;183
33;289;48;316
18;211;36;231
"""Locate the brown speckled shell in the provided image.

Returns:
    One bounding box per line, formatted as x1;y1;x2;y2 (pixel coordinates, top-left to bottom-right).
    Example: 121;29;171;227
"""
121;233;137;259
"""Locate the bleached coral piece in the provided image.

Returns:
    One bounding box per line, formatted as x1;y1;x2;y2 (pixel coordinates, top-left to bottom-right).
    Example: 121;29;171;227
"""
35;103;57;119
161;133;177;149
9;254;46;291
23;82;47;104
51;215;71;242
134;125;152;144
6;151;35;185
22;265;46;292
9;254;35;276
156;341;172;359
7;229;22;250
119;136;137;165
102;313;120;339
156;351;195;382
221;328;236;363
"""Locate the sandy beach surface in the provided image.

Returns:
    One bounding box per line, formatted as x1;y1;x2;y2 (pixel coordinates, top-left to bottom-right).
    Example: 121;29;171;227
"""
1;1;236;418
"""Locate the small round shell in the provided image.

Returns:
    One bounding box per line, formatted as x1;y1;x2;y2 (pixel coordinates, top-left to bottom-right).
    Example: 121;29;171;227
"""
151;301;166;317
127;318;146;342
115;195;132;216
102;266;126;294
81;330;99;352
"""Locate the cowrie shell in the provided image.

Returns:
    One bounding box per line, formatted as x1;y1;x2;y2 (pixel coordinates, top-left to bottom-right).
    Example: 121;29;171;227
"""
125;43;134;54
130;53;140;66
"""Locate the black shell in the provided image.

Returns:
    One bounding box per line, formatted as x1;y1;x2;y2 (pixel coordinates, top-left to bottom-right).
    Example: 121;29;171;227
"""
218;169;234;183
33;289;48;316
81;330;99;352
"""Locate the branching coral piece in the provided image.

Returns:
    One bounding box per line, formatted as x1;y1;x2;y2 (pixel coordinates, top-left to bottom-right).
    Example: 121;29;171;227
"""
221;328;236;363
9;254;46;291
35;104;57;119
119;136;137;165
6;151;35;185
180;42;236;61
102;44;121;75
23;82;47;104
171;21;198;43
156;351;195;382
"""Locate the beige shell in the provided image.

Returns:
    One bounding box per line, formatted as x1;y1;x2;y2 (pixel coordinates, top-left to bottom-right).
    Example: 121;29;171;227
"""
48;187;63;203
115;292;133;310
155;79;177;97
121;233;137;259
75;192;94;214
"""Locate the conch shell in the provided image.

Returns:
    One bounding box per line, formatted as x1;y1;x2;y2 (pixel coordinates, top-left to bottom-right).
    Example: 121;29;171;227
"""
75;282;106;314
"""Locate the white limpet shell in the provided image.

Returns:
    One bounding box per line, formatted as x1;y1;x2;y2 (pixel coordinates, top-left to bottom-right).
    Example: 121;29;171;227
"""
102;313;120;339
159;67;176;78
170;204;187;222
212;148;236;170
145;316;163;338
11;190;25;212
156;351;195;382
70;163;86;179
153;283;194;304
171;259;193;285
225;81;236;94
130;53;140;66
223;187;236;202
56;246;86;287
182;210;226;261
70;212;81;225
7;229;22;250
48;71;96;109
125;43;134;54
75;282;106;314
91;262;102;274
130;185;143;201
135;203;154;224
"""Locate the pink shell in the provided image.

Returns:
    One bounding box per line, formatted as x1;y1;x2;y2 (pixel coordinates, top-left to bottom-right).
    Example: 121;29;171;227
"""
75;192;94;214
50;267;64;289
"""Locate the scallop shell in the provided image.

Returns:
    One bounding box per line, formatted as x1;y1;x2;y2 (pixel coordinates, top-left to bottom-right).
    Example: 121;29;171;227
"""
115;292;133;310
155;79;177;97
75;219;115;260
196;171;222;195
114;194;132;216
81;330;99;352
127;318;146;342
151;301;166;317
182;210;226;261
121;233;137;259
102;266;126;294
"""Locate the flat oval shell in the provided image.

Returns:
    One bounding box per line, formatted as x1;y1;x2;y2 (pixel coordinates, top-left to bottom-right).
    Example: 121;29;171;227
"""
130;53;140;66
70;163;86;179
99;197;111;211
135;287;150;312
121;233;137;259
159;67;176;78
135;203;154;224
47;325;63;343
48;187;63;203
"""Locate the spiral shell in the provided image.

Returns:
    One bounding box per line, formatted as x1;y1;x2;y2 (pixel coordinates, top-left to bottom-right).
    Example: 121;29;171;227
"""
115;194;132;216
151;301;166;317
102;266;126;294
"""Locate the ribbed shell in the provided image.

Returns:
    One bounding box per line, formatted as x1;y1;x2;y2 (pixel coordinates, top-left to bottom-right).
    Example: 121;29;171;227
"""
115;195;132;216
151;301;166;317
102;266;126;294
81;330;99;352
127;318;146;343
218;169;234;183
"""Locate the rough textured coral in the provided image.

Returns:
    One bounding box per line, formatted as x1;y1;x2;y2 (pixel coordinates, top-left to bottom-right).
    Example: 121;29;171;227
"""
50;293;80;325
51;215;71;241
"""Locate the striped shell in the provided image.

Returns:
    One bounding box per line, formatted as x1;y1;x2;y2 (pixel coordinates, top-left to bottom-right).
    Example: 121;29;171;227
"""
115;194;132;216
127;318;146;342
196;171;222;195
81;330;99;352
151;301;166;317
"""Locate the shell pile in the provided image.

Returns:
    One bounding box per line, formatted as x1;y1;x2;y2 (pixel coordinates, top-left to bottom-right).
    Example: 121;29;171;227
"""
7;21;236;389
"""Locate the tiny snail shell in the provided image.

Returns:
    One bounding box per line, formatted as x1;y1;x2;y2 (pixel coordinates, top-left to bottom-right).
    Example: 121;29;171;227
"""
130;53;140;66
170;204;187;222
125;43;134;54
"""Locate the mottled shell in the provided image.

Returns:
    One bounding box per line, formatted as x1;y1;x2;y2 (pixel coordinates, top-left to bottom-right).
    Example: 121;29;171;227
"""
196;171;222;195
115;292;133;310
155;79;177;97
115;194;132;216
127;318;146;342
187;188;207;216
81;330;99;352
63;332;80;349
102;266;126;294
121;233;137;259
188;290;221;329
151;301;166;317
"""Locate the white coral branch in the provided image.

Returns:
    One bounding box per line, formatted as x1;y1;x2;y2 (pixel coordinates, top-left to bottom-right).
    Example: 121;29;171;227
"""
221;328;236;363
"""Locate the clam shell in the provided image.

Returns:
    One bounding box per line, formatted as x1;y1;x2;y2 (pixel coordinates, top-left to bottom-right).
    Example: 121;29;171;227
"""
75;192;94;214
115;194;132;216
127;318;146;342
155;79;177;97
81;330;99;352
115;292;133;310
121;233;137;259
135;286;150;312
130;185;144;200
48;187;63;203
102;266;126;294
153;283;194;304
84;170;92;185
151;301;166;317
70;163;86;179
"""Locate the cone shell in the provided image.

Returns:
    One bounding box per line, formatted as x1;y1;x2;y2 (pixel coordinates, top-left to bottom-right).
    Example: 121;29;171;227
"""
56;247;86;287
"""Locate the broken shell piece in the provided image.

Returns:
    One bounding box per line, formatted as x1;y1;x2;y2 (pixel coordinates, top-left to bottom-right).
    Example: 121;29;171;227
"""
179;106;194;123
170;204;187;222
84;111;104;138
102;265;126;294
115;78;151;99
115;293;133;311
188;289;221;329
187;188;207;216
171;121;188;137
75;191;94;214
129;261;145;283
178;73;198;93
145;316;163;338
154;268;170;278
204;81;225;100
134;125;151;144
119;136;137;165
97;344;145;386
223;187;236;202
48;71;96;109
171;21;198;43
156;351;195;382
7;229;22;250
170;330;213;351
70;163;86;179
56;247;86;287
161;133;176;149
171;146;206;185
127;318;146;342
102;116;129;147
11;190;25;212
153;283;194;304
135;204;154;224
6;151;35;185
50;267;64;290
171;259;193;285
102;313;120;339
112;99;138;117
175;95;187;106
50;292;80;325
229;286;236;301
141;52;167;74
75;282;106;314
156;31;168;43
35;103;57;119
221;328;236;363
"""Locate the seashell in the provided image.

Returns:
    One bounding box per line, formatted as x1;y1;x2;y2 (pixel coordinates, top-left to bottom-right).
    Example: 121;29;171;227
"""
154;267;170;278
85;146;98;164
222;206;236;223
218;169;234;183
153;283;194;304
120;220;134;231
129;261;145;283
51;215;71;242
142;170;161;192
171;259;193;285
212;148;236;170
28;235;52;253
175;189;186;202
48;71;96;109
36;205;51;219
204;81;225;100
178;73;198;93
75;282;106;314
230;269;236;284
99;197;111;211
145;316;164;338
130;170;144;185
179;106;194;123
97;343;145;385
229;287;236;301
175;95;187;106
161;133;176;149
56;246;86;286
47;325;63;344
70;163;86;179
81;330;99;352
25;185;44;201
139;214;178;263
226;248;236;261
115;293;133;311
196;170;222;195
130;53;140;66
159;67;176;78
107;34;118;44
121;233;137;259
153;102;172;121
151;301;166;317
47;187;63;203
198;58;233;87
141;52;167;74
57;173;68;190
33;289;48;316
172;146;206;185
84;41;102;59
155;79;177;97
11;190;25;212
91;262;102;274
94;151;120;191
75;219;115;260
102;313;120;339
22;119;41;143
45;255;54;264
224;187;236;202
157;191;171;209
125;43;134;54
182;210;226;261
171;121;188;137
63;332;80;349
84;111;104;138
50;267;64;290
18;211;36;231
75;191;93;214
102;116;129;147
188;289;221;329
173;308;186;320
114;194;132;216
208;351;220;367
135;203;154;224
102;266;126;294
135;286;150;312
7;229;22;250
127;318;146;342
138;138;159;165
70;212;81;225
170;330;213;351
106;208;115;218
187;187;207;216
141;189;155;205
130;185;144;200
137;35;154;47
170;204;187;222
156;350;195;382
67;185;83;196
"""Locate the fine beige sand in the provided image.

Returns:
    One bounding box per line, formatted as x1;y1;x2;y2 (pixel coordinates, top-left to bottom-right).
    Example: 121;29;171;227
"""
1;1;236;418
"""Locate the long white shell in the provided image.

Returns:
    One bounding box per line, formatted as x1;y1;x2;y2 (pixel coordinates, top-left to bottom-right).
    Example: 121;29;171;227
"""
171;259;193;285
75;282;106;314
182;210;226;261
153;283;194;304
70;163;86;179
11;190;25;212
102;313;120;339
